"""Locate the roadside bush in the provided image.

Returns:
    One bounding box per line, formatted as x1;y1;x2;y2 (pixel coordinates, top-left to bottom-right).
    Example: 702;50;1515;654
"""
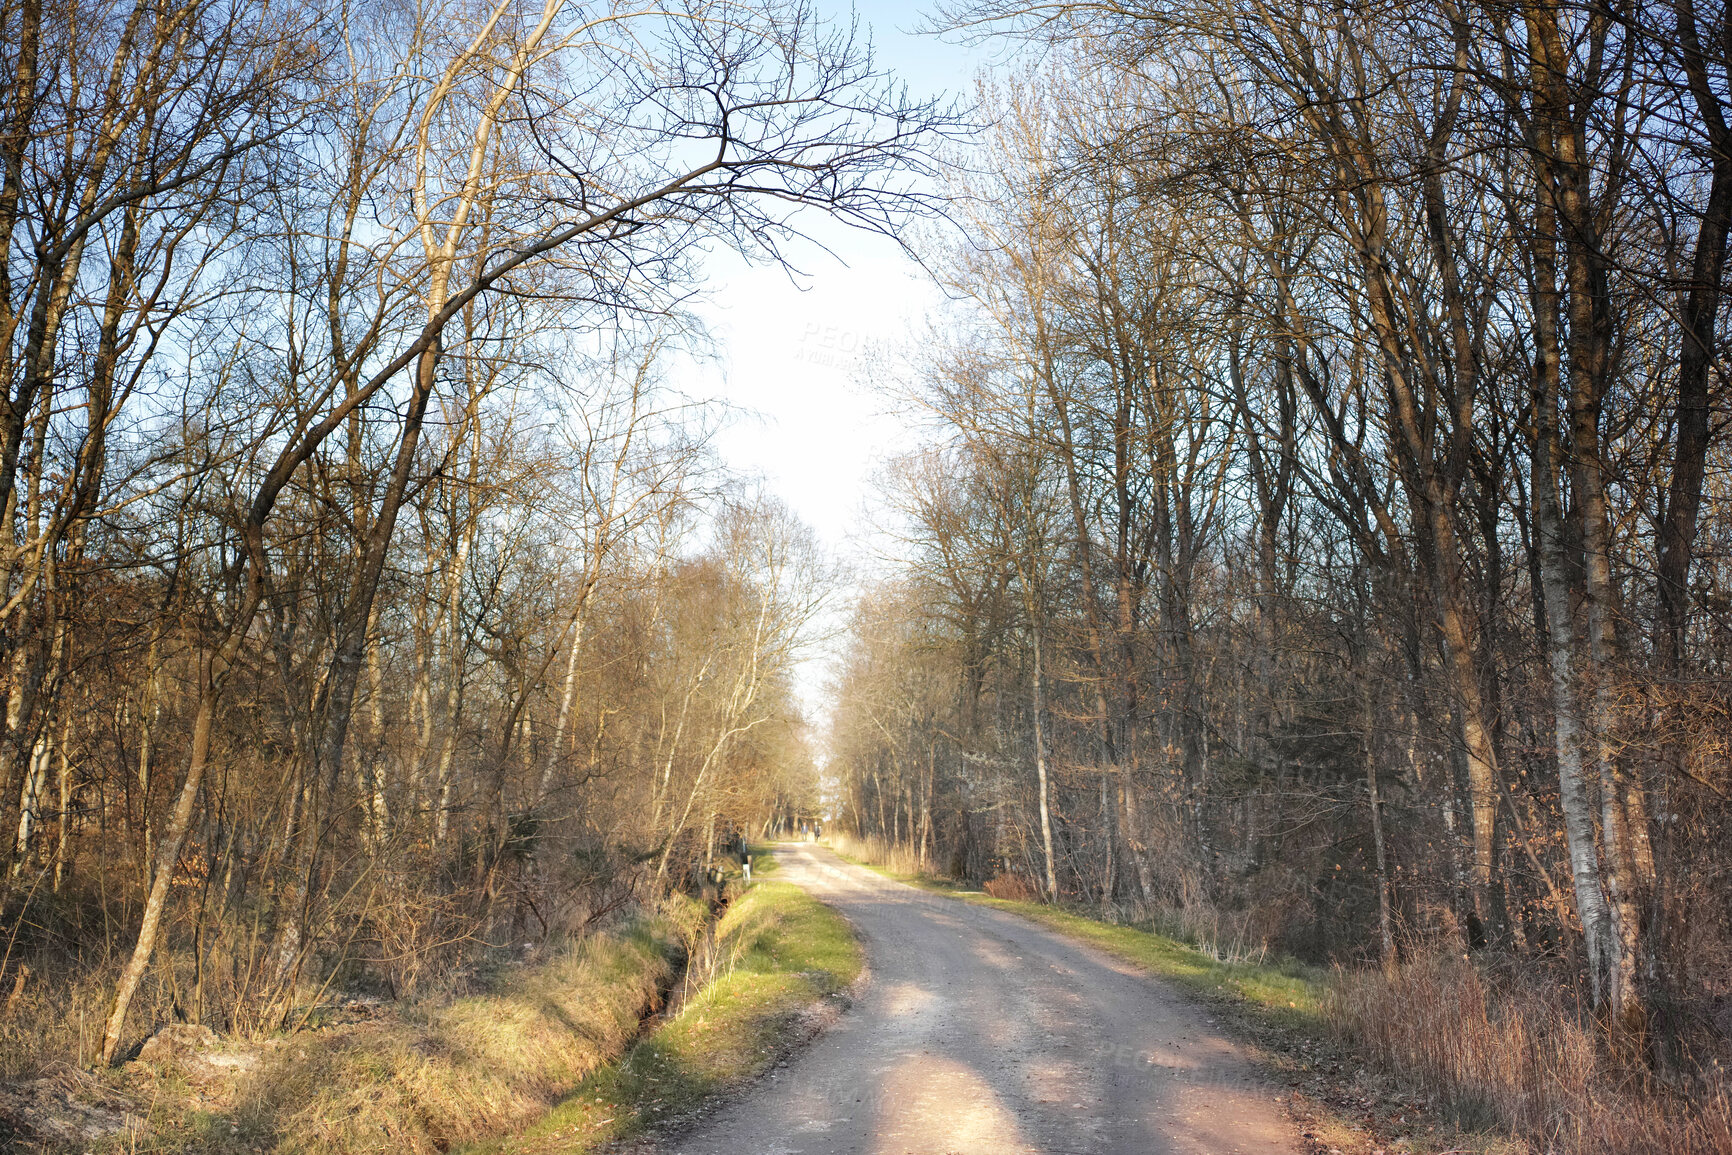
1326;951;1732;1154
982;873;1038;901
826;832;929;879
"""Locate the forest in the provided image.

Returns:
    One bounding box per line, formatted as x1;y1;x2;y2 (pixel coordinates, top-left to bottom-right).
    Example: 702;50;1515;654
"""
4;0;1732;1151
824;0;1732;1144
0;0;941;1080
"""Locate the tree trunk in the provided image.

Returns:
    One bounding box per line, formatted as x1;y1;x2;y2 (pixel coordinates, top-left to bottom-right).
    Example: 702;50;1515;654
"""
1362;676;1395;969
1655;0;1732;672
272;341;442;991
1031;627;1058;903
1524;152;1621;1010
101;654;221;1064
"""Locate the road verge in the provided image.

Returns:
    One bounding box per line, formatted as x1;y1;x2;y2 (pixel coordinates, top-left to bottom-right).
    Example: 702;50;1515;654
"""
14;910;695;1154
471;862;862;1154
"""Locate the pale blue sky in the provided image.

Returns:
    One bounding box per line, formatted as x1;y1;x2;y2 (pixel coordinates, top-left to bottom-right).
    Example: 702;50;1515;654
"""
676;2;991;714
686;1;984;558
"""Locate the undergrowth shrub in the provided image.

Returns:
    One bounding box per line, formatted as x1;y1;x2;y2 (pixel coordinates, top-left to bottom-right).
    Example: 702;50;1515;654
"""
1327;952;1732;1154
825;832;929;878
982;873;1038;901
1140;902;1273;966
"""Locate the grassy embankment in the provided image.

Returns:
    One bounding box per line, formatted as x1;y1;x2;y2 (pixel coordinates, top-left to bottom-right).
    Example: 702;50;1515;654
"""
92;904;697;1155
471;853;859;1155
57;850;860;1155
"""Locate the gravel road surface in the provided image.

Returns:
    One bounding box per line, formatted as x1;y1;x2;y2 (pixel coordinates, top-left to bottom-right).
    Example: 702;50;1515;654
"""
654;843;1298;1155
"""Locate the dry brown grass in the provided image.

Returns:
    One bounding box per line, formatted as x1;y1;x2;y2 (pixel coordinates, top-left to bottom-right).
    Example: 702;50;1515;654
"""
273;932;667;1152
240;903;698;1155
982;873;1038;901
482;877;863;1153
0;958;122;1081
1139;902;1275;966
824;832;930;878
1327;953;1732;1154
0;900;699;1154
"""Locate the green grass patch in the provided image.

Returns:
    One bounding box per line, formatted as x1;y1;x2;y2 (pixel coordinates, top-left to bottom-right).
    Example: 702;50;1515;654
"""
475;873;860;1154
744;842;781;876
964;896;1322;1029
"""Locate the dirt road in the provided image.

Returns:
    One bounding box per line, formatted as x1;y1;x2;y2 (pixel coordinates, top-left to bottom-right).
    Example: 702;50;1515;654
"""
656;843;1298;1155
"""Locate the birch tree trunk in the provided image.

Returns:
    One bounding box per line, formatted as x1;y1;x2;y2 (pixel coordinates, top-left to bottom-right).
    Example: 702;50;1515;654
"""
1031;625;1059;902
